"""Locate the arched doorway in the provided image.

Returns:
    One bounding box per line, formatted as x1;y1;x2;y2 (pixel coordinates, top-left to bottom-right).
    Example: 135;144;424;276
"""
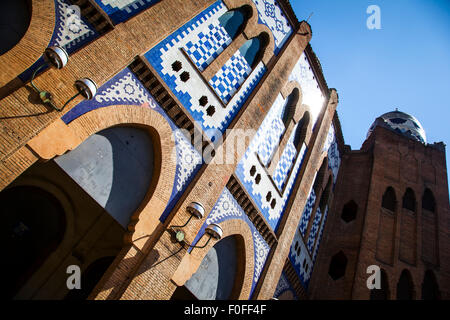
396;269;414;300
1;125;157;299
0;186;66;299
421;270;440;300
171;235;245;300
0;0;31;55
370;269;390;300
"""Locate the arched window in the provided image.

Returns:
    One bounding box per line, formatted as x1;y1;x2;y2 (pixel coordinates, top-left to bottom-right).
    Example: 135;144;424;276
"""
402;188;416;212
0;186;66;298
0;0;31;55
280;88;299;128
421;270;440;300
313;158;328;195
422;188;436;212
218;6;252;39
174;235;245;300
319;177;332;212
396;269;415;300
382;187;396;212
239;33;269;68
293;112;310;152
370;269;390;300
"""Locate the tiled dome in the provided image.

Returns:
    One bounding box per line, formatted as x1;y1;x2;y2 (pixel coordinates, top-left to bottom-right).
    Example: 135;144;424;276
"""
367;110;426;143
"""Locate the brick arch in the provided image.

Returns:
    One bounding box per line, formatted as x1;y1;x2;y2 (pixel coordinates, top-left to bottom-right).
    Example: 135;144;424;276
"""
224;0;275;64
65;105;176;243
0;0;55;86
177;218;255;300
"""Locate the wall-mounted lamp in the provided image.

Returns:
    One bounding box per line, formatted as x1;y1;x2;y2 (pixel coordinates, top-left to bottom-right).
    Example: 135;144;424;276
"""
188;223;223;252
30;46;97;112
170;202;205;242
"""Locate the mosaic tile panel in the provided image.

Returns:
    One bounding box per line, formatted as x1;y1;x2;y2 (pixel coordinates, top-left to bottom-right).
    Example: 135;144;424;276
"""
298;184;317;237
184;21;232;72
209;50;251;104
272;129;298;191
251;0;292;55
61;68;202;223
18;0;98;81
189;188;270;298
144;0;266;142
306;206;323;253
273;272;297;300
235;93;308;232
289;227;313;288
94;0;160;24
288;53;325;128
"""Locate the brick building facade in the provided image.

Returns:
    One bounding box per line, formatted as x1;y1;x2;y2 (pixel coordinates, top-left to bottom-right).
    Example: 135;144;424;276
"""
0;0;448;300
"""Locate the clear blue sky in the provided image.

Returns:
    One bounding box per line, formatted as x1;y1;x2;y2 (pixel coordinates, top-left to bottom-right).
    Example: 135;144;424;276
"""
292;0;450;192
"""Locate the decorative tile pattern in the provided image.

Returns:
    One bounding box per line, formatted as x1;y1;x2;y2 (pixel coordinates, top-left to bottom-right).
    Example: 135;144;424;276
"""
18;0;98;82
54;0;97;50
61;68;202;223
306;206;323;253
94;0;160;24
289;227;313;288
190;188;270;299
288;53;325;128
298;185;316;237
272;129;298;191
174;130;203;192
184;22;232;72
256;116;285;166
251;0;292;55
273;272;297;300
144;0;266;142
235;93;308;231
326;125;341;185
312;206;328;263
209;51;251;104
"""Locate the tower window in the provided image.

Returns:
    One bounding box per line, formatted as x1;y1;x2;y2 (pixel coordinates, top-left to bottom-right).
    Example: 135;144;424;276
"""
402;188;416;212
422;188;436;212
382;187;396;212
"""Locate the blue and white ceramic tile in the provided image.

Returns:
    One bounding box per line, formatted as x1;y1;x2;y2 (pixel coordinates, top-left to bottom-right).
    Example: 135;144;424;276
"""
19;0;98;81
61;67;202;223
189;188;270;299
289;226;313;288
306;206;323;253
235;93;308;232
298;184;316;237
94;0;160;24
288;53;325;129
273;272;297;300
144;0;266;143
209;50;251;104
272;130;298;191
251;0;292;55
184;21;232;72
312;206;328;263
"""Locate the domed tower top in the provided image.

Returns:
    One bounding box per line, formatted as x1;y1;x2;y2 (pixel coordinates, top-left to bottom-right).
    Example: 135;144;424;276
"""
367;110;427;143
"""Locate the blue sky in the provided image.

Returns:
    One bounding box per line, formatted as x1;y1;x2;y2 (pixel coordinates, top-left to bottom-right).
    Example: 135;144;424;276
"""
291;0;450;191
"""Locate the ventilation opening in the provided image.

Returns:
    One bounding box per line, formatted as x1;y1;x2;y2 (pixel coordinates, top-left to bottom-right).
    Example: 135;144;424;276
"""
328;251;347;280
172;60;182;72
180;71;190;82
341;200;358;223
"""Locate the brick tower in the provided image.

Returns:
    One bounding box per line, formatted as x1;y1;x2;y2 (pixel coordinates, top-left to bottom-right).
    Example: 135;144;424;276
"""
309;110;450;299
